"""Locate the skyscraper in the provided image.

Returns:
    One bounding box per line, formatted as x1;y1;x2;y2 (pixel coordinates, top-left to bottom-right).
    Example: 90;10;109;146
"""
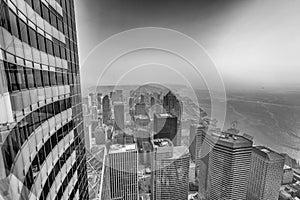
198;131;253;200
247;146;285;200
113;101;124;130
96;93;102;110
135;102;147;116
163;91;182;145
107;143;139;200
102;95;111;125
151;139;190;200
153;113;178;146
0;0;88;199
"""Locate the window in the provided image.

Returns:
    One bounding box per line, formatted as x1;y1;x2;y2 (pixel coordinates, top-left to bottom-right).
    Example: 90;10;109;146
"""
2;140;13;172
32;110;40;130
42;70;50;87
41;3;50;23
31;156;40;179
46;39;54;55
4;62;16;92
49;71;57;86
57;19;63;32
57;127;63;141
37;33;46;52
56;72;63;85
28;27;38;49
53;101;60;115
53;41;60;58
39;106;47;124
45;139;52;156
0;4;9;30
46;103;54;118
63;73;68;85
8;9;19;38
19;123;28;145
24;68;35;88
33;0;41;16
34;69;43;87
60;45;66;60
25;115;34;134
50;131;58;147
38;146;46;165
18;19;29;44
15;66;26;90
50;11;57;28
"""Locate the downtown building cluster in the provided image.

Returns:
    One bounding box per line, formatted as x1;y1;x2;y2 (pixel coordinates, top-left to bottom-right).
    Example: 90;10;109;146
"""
0;0;88;199
83;89;191;200
190;122;290;200
84;87;296;200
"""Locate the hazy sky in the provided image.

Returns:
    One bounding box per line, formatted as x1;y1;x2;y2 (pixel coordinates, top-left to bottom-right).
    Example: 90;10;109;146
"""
75;0;300;90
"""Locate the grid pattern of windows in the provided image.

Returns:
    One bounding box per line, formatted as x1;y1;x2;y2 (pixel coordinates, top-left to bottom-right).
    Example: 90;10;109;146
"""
0;0;88;199
2;98;71;173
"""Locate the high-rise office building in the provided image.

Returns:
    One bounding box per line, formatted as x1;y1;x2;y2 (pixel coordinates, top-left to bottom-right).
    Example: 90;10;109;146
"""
113;101;124;130
102;95;110;125
96;93;102;110
151;139;190;200
247;146;285;200
0;0;88;199
153;113;178;146
198;131;253;200
163;91;182;145
107;143;139;200
135;102;147;116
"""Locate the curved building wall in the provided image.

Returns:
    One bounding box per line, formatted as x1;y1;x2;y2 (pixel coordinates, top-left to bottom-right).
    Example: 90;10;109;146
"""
0;0;88;199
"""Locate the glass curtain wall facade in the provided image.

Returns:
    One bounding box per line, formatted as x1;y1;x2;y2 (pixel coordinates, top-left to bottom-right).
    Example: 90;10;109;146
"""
0;0;88;199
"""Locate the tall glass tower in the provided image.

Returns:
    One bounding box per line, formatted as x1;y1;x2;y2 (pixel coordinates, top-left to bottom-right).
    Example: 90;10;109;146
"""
0;0;88;199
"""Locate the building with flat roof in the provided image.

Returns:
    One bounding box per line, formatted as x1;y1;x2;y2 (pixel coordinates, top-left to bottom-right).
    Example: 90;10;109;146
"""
107;143;139;200
198;130;253;200
151;139;190;200
247;146;285;200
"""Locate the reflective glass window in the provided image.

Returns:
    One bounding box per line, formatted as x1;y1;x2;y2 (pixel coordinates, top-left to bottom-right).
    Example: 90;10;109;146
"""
42;70;50;87
50;11;57;28
28;27;38;49
49;71;57;86
33;0;41;16
8;9;19;38
32;156;40;179
53;41;60;58
18;19;29;44
0;4;9;30
34;69;43;87
56;72;63;85
41;3;50;23
37;33;46;52
46;39;54;55
24;68;35;88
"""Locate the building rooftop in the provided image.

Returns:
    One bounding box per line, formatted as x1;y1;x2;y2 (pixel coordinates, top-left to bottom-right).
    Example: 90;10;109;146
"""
155;113;175;118
109;143;137;154
208;130;253;148
152;138;173;148
254;146;285;161
134;114;149;120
